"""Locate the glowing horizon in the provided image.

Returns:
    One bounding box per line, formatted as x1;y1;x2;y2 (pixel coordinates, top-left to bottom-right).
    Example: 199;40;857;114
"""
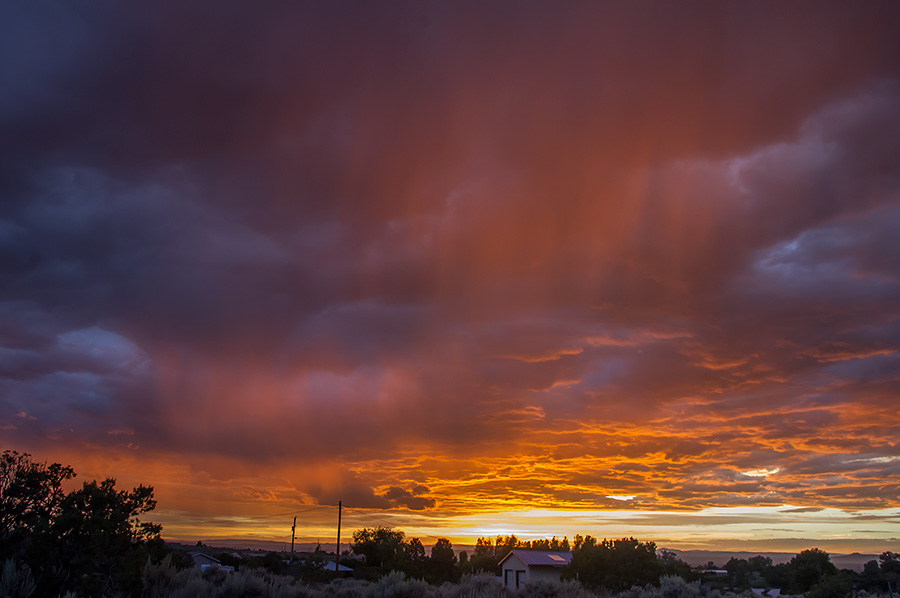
149;504;900;555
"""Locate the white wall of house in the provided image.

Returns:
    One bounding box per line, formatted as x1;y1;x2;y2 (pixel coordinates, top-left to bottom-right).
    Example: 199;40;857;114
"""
502;553;528;589
527;567;566;584
190;552;220;568
501;553;566;589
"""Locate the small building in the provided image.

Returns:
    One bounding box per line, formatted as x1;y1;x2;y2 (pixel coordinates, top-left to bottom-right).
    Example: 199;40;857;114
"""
188;552;234;572
701;569;729;577
498;550;573;590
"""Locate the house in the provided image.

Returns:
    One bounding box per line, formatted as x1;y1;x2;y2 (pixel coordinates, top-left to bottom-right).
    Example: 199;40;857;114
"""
701;569;729;577
188;552;235;572
498;550;573;589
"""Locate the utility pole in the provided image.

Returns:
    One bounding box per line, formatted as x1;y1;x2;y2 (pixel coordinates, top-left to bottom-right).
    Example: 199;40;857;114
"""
335;501;342;573
290;516;296;562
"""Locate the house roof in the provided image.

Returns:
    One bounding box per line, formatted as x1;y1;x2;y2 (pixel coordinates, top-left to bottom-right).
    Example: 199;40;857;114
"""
321;562;353;572
499;550;573;567
189;552;221;564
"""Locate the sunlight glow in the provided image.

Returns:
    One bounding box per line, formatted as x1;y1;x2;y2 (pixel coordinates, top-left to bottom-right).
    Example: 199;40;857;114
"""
740;468;781;478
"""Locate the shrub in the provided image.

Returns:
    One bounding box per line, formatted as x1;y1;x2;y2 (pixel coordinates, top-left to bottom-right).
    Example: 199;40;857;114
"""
0;559;36;598
374;570;430;598
325;577;375;598
515;579;594;598
444;574;506;598
618;576;736;598
220;569;268;598
807;574;851;598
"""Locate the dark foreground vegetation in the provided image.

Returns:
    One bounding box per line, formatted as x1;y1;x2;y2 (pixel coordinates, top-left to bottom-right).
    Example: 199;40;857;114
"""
3;450;899;598
1;450;168;597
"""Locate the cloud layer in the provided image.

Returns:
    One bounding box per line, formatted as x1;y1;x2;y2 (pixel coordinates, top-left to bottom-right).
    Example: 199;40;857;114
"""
2;1;899;547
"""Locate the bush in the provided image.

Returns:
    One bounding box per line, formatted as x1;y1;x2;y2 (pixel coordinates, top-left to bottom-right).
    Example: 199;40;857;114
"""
618;576;736;598
0;559;36;598
806;575;850;598
220;569;269;598
444;574;506;598
138;559;795;598
143;554;180;598
325;577;375;598
373;570;430;598
515;579;594;598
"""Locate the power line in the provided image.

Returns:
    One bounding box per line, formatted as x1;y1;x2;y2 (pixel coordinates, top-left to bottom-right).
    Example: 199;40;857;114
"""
244;504;333;520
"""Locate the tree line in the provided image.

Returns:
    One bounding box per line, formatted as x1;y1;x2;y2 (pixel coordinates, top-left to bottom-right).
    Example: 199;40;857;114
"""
349;527;459;584
350;528;900;598
719;549;900;597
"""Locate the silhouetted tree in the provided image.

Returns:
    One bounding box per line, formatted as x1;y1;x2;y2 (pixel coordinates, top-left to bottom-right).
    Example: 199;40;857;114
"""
766;562;791;589
494;534;521;560
808;570;852;598
881;552;900;595
725;557;751;588
882;552;900;570
428;538;458;583
351;527;407;573
748;555;773;571
564;536;661;592
658;549;693;581
0;450;74;552
0;450;164;597
51;478;161;596
519;536;570;552
403;537;427;578
469;535;520;575
468;536;498;574
787;548;838;594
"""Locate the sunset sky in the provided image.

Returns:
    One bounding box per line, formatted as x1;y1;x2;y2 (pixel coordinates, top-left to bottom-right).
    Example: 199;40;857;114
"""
2;2;900;554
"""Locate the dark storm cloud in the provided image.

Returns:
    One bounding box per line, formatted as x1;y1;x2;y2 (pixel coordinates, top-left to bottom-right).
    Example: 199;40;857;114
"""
4;1;898;195
381;487;436;511
2;0;900;525
302;472;392;510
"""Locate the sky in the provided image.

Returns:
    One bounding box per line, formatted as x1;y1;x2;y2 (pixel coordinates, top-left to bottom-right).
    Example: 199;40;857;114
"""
1;1;900;554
